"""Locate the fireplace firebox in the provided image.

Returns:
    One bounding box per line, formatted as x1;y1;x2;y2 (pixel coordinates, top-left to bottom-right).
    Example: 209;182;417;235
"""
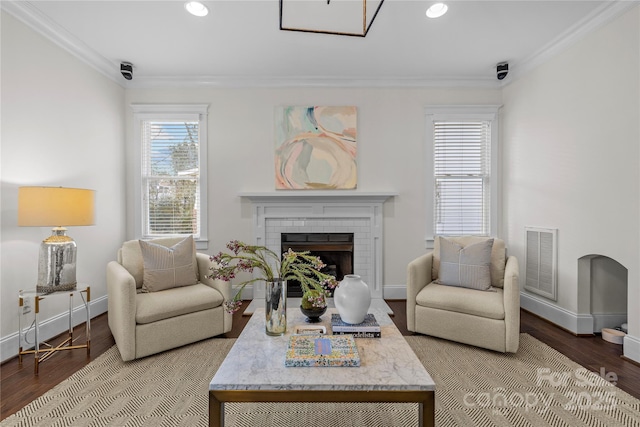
281;233;354;297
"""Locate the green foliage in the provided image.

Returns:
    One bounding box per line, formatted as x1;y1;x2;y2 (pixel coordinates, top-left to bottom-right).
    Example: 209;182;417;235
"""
208;240;337;313
301;289;326;310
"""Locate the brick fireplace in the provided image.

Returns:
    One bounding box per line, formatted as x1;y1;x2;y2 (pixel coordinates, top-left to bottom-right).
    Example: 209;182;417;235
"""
241;191;396;300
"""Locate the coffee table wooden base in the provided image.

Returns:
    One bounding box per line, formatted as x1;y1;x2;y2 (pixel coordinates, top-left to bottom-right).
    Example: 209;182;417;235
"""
209;389;435;427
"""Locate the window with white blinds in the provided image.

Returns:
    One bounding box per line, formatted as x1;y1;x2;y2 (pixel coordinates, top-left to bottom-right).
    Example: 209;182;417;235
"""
434;120;491;235
142;120;201;236
424;105;500;245
132;104;208;248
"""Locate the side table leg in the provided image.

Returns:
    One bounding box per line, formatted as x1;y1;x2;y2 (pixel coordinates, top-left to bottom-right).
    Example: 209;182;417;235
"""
34;296;41;375
68;293;74;346
84;287;91;356
18;295;23;366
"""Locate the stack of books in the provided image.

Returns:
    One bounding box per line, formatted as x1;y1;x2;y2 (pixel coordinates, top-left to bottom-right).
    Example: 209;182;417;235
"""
285;334;360;367
331;313;381;338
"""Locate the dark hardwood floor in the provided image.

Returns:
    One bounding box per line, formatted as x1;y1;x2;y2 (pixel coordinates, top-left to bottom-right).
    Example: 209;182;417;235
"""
2;300;639;420
519;308;640;400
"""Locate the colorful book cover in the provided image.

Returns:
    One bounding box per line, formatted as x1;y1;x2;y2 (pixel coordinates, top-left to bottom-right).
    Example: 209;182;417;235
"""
331;313;381;332
285;334;361;367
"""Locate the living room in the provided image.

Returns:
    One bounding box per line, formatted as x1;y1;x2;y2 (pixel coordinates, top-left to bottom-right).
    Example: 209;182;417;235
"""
1;0;639;424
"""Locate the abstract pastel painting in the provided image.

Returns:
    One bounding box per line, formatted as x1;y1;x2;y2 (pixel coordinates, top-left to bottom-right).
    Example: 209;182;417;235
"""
275;106;357;190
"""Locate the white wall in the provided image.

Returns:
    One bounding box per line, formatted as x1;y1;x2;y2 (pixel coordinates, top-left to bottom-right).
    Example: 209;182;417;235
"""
0;8;502;361
124;87;502;295
6;2;637;365
502;6;640;361
0;12;126;361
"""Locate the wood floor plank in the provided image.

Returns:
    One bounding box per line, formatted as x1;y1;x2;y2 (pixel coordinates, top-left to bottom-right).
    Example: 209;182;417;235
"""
520;309;640;399
1;302;639;421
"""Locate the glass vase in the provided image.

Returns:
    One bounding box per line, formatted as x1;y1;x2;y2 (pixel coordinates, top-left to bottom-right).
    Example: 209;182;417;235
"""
265;279;287;336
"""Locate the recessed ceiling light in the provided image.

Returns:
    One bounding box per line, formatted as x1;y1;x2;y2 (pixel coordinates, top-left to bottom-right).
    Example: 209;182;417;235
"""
185;1;208;17
426;3;448;19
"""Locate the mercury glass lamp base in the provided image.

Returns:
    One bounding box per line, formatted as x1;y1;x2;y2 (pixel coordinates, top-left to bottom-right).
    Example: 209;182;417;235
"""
36;282;77;294
37;228;78;293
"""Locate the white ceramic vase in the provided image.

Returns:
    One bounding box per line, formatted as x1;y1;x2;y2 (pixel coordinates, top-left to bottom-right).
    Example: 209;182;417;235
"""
334;274;371;324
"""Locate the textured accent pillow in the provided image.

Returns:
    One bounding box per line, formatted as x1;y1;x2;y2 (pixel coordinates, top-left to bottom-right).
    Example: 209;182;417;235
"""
436;237;494;291
140;235;198;293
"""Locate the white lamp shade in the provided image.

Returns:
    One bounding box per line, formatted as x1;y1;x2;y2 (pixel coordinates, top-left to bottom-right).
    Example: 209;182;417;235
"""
18;187;95;227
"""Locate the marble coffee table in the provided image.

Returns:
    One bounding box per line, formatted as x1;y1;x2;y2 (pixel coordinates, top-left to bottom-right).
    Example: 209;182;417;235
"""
209;307;435;427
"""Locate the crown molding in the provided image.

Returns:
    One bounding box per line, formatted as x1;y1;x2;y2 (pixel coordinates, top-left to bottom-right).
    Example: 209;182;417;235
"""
3;0;636;90
125;75;501;89
507;0;638;83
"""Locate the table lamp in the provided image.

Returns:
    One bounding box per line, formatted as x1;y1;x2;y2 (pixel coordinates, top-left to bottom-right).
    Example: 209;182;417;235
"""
18;186;95;293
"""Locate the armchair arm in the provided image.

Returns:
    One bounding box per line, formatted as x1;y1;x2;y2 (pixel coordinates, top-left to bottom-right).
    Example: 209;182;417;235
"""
503;255;520;353
196;252;233;333
406;252;434;332
106;261;137;361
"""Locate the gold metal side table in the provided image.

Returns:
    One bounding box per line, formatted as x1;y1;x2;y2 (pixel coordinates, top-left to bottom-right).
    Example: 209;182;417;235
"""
18;286;91;374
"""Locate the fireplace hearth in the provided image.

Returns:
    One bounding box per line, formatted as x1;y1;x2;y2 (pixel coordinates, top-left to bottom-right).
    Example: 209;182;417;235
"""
281;233;354;297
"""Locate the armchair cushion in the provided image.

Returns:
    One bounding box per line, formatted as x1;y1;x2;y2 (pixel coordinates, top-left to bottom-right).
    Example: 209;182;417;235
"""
433;236;506;288
437;237;494;291
135;283;224;324
416;282;505;320
140;235;198;292
119;237;199;289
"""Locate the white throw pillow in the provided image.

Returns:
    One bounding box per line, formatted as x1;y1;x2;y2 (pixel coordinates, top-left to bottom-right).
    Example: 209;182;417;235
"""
436;237;494;291
140;235;198;292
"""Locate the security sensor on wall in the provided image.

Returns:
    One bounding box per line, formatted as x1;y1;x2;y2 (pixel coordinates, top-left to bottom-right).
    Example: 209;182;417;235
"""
496;62;509;80
120;62;133;80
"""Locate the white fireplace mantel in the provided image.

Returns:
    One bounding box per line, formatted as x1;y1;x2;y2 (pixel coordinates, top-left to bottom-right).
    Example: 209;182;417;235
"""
239;191;397;204
240;191;397;300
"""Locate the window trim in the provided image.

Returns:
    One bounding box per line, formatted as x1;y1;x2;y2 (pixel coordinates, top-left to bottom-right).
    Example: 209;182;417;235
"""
424;105;501;249
131;104;209;250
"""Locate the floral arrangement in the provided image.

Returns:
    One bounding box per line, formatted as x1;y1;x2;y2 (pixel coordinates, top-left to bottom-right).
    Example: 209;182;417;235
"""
208;240;337;313
300;289;326;311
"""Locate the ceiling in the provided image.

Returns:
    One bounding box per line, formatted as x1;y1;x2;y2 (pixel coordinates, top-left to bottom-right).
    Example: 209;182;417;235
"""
3;0;636;88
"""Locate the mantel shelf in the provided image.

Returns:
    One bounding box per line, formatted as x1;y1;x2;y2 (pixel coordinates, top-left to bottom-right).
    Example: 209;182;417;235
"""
239;191;397;203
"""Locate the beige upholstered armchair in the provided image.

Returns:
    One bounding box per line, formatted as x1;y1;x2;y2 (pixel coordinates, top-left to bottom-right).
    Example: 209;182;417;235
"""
106;236;232;361
407;236;520;353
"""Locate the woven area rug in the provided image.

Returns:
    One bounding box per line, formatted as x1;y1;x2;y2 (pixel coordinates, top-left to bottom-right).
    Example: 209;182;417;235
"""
2;334;639;427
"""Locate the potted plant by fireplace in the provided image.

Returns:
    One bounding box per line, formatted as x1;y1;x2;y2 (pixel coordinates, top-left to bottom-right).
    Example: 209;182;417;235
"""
208;240;337;333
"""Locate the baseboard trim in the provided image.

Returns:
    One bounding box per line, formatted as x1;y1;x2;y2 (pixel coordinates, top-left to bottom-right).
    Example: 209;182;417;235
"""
520;292;594;335
383;284;406;300
238;284;254;300
592;313;628;332
0;295;108;363
623;334;640;365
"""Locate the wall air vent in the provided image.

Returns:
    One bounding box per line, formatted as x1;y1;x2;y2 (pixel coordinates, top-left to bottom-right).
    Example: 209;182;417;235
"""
524;227;558;301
